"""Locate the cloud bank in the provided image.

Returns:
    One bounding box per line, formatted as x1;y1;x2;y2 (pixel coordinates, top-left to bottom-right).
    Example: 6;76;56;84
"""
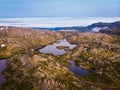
0;17;119;28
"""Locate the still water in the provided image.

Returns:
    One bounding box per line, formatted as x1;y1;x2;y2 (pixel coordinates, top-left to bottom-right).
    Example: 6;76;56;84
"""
39;39;76;56
0;59;6;90
68;60;88;76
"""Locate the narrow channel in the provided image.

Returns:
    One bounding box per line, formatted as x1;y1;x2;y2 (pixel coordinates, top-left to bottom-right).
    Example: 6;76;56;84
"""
0;59;6;90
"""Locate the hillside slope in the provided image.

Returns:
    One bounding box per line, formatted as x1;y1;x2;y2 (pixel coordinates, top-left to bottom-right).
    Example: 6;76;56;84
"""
0;27;120;90
0;27;63;59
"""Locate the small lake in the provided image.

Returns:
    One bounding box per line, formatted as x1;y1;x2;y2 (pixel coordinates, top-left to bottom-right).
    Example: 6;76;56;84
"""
68;60;88;76
39;39;76;56
0;59;6;90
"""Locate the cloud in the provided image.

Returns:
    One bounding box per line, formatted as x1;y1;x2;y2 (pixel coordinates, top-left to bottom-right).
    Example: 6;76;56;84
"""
0;17;120;27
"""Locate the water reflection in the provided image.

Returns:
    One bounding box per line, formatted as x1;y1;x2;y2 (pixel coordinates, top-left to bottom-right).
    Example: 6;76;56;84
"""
39;45;65;56
39;39;76;56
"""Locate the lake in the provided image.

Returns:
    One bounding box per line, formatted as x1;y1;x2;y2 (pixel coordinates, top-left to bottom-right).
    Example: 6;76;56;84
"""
39;39;88;76
68;60;88;76
39;38;76;56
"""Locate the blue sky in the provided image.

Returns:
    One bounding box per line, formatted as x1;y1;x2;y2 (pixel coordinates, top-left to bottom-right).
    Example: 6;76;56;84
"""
0;0;119;18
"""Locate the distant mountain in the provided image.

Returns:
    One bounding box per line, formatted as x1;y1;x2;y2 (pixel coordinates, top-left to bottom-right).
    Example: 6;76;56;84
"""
1;21;120;34
33;21;120;33
87;21;120;33
33;26;92;32
87;21;120;28
99;27;120;35
89;21;119;28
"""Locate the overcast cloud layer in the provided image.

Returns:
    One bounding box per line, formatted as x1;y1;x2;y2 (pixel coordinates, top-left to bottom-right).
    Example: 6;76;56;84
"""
0;0;119;17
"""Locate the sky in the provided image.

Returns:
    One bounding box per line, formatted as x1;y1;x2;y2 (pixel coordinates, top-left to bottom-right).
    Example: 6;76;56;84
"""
0;0;119;27
0;0;119;18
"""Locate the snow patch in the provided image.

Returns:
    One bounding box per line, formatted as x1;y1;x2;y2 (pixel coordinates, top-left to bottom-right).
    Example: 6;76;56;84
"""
92;27;102;32
0;26;8;30
60;30;76;31
0;27;4;30
103;27;108;29
92;27;109;32
0;44;6;47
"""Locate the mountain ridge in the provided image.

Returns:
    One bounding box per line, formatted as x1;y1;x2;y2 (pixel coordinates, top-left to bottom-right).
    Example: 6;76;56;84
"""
32;21;120;32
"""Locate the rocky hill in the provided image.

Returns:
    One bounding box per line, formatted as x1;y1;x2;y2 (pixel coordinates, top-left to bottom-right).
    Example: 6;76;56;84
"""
0;26;63;59
99;28;120;35
33;21;120;32
0;27;120;90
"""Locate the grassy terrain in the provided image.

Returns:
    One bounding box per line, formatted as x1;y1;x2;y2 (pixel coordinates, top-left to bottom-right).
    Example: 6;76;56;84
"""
0;27;120;90
0;27;63;59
